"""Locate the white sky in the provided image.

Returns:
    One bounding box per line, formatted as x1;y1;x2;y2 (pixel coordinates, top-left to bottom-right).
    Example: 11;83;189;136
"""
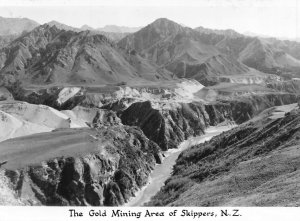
0;0;299;39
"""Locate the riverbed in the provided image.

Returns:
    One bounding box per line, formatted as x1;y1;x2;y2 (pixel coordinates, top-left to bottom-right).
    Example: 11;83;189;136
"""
125;124;236;206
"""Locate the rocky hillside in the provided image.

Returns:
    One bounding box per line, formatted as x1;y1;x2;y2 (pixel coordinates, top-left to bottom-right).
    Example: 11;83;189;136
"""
120;101;209;150
1;16;300;208
0;35;17;49
118;91;299;150
0;83;298;206
0;16;39;35
118;18;263;86
0;24;174;87
148;105;300;206
194;27;300;78
0;124;162;206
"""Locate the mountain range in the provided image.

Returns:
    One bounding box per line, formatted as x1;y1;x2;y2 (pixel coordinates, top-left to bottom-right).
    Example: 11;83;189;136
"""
0;24;174;86
46;21;137;41
0;17;300;87
0;16;300;208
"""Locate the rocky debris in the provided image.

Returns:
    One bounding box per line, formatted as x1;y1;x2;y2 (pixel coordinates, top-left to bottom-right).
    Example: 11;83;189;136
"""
0;170;25;205
148;109;300;206
92;110;122;127
16;78;203;111
21;87;87;110
0;126;162;206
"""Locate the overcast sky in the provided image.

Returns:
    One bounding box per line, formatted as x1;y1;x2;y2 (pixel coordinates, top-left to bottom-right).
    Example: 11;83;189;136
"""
0;0;299;39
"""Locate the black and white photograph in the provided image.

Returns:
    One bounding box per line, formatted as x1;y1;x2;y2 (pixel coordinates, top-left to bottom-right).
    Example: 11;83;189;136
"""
0;0;299;220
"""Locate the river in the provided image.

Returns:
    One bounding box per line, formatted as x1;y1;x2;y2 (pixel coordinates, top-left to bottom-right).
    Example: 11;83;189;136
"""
124;124;236;206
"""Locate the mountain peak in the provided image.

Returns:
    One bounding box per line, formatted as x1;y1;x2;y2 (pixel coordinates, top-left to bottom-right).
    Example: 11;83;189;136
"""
81;24;94;30
151;18;182;28
152;18;176;24
47;20;60;25
46;21;80;32
145;18;185;36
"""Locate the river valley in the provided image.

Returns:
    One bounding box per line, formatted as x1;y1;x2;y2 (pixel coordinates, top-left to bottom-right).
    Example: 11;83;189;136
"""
125;124;236;206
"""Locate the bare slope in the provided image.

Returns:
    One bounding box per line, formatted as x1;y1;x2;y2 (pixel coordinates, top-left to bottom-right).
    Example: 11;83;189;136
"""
148;105;300;206
118;18;261;86
0;16;39;35
0;24;174;87
194;27;300;77
0;125;162;206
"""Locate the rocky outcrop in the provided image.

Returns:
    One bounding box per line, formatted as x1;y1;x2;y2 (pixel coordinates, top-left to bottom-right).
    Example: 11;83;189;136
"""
119;93;299;150
92;109;122;127
17;79;202;111
20;87;86;110
148;108;300;206
0;126;162;206
206;93;300;124
120;101;210;150
266;80;300;94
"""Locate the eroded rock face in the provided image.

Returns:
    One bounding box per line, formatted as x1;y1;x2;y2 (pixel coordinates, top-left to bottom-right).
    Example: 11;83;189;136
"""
1;88;298;206
205;93;300;124
92;110;122;127
21;87;87;110
148;109;300;206
119;93;299;150
120;101;210;150
267;80;300;94
0;126;161;206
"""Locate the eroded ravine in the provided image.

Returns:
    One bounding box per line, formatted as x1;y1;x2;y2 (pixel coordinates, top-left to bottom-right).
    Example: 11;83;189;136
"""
125;124;236;206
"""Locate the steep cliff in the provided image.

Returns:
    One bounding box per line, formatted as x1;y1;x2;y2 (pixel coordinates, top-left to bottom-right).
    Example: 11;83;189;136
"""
0;125;162;206
120;101;210;150
119;93;299;150
205;92;300;124
148;107;300;206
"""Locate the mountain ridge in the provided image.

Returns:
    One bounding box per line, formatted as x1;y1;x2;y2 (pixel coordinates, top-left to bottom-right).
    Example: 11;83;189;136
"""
0;16;39;36
0;24;174;86
118;18;263;85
